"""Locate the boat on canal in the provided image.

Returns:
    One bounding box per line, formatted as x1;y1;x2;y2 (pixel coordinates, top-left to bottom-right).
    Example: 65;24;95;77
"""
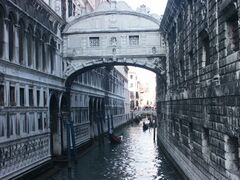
109;133;123;144
143;122;148;131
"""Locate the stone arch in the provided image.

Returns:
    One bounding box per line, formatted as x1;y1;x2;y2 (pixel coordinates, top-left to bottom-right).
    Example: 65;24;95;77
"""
49;93;59;155
63;11;160;33
64;57;166;88
0;2;6;18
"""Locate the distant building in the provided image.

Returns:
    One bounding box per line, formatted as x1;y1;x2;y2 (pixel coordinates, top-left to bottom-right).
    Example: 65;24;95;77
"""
128;71;141;110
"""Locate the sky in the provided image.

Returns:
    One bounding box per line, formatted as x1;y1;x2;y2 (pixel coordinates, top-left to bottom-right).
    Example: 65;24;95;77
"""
123;0;168;15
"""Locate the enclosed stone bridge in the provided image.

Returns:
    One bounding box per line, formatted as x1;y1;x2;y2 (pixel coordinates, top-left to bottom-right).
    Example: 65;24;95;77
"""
62;1;166;86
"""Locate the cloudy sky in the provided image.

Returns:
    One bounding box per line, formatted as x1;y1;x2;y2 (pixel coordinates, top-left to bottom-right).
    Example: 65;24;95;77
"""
123;0;168;15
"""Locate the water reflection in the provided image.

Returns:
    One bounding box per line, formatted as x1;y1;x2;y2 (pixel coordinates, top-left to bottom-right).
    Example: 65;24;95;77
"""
47;123;182;180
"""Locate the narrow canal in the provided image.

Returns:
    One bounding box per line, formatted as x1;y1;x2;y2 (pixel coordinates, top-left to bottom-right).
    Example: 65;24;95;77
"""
43;122;183;180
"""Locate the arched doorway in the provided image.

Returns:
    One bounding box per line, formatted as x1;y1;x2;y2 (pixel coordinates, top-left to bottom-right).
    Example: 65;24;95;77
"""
49;94;60;156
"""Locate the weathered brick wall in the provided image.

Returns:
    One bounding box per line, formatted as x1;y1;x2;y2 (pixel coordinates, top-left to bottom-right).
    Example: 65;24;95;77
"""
158;0;240;179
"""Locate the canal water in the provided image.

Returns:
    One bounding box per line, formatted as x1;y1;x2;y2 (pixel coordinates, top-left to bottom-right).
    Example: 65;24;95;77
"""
46;122;183;180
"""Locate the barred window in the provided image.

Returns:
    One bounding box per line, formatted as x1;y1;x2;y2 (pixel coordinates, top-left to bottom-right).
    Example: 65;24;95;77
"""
129;35;139;46
90;37;100;47
226;13;239;55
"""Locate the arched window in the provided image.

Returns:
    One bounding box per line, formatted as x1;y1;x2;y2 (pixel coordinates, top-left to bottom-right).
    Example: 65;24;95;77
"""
0;5;5;58
19;19;25;65
8;13;15;61
27;26;33;66
42;34;46;71
50;38;55;73
35;31;40;70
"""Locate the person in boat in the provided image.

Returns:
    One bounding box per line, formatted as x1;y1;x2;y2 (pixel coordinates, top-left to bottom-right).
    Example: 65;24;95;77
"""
109;129;122;143
143;122;148;130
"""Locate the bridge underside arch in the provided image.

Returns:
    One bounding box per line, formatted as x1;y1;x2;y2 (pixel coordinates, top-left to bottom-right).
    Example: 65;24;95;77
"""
64;57;166;87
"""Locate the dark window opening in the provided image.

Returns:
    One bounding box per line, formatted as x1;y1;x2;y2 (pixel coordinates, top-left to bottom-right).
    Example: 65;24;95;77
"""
19;20;25;65
8;15;14;61
37;90;40;106
20;88;25;106
226;136;239;173
129;35;139;46
27;27;33;66
0;85;4;106
226;13;239;54
68;0;73;17
38;113;43;130
10;86;15;106
29;89;33;106
90;37;100;47
202;128;210;158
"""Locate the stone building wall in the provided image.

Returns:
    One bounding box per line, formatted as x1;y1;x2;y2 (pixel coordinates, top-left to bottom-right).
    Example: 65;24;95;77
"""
158;0;240;179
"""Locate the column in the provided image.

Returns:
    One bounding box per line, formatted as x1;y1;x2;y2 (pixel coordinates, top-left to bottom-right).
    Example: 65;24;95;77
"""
5;81;9;107
3;18;9;60
25;84;29;107
16;83;20;106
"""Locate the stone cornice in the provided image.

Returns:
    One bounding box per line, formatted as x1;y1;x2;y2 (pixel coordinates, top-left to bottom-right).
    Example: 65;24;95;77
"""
36;0;65;25
63;28;160;35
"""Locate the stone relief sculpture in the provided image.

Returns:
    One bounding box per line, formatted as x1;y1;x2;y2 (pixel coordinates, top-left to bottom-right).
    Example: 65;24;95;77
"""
110;37;117;46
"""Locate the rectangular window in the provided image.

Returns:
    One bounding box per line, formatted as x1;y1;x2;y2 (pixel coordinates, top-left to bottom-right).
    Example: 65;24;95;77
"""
29;113;35;132
37;90;40;106
15;118;20;135
0;85;4;106
10;86;15;106
129;35;139;46
68;0;73;17
20;88;25;106
0;116;5;137
7;114;14;137
29;89;34;106
90;37;100;47
202;36;210;66
226;13;239;55
21;113;29;133
38;112;43;130
44;91;47;106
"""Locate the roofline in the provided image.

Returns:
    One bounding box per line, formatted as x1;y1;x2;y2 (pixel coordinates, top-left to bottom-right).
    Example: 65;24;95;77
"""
160;0;179;35
63;10;160;33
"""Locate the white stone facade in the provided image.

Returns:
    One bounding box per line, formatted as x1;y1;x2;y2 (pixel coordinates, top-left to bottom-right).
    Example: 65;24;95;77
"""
0;0;165;179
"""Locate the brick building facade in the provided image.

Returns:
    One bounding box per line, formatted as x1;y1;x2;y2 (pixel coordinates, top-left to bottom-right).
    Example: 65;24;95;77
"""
158;0;240;179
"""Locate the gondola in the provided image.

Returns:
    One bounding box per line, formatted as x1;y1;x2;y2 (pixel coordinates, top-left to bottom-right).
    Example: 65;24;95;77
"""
143;122;148;131
109;133;123;144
